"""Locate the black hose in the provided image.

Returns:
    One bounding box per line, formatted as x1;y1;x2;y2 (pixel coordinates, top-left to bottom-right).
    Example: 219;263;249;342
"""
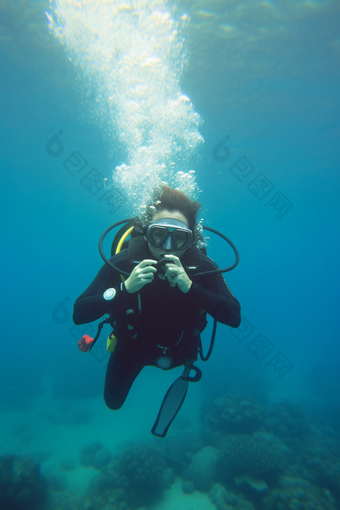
98;218;134;277
199;319;217;362
193;225;239;276
98;220;239;277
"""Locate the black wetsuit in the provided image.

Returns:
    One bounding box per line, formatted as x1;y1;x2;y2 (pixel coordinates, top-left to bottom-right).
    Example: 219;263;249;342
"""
73;240;241;410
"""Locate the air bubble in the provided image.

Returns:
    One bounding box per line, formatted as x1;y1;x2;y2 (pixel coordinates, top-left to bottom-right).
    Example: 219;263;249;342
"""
47;0;204;214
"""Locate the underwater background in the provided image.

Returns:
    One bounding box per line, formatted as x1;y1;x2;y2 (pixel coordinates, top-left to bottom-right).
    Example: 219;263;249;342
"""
1;0;340;509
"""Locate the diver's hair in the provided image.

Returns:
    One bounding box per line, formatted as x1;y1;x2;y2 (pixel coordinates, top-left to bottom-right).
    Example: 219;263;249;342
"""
140;184;200;229
157;184;201;231
135;184;204;248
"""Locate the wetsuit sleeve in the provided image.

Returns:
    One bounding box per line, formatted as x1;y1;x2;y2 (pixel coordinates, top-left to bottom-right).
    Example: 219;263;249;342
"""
188;257;241;328
73;251;130;325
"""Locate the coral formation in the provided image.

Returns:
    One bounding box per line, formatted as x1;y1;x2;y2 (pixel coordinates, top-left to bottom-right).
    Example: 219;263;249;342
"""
47;491;79;510
112;444;172;505
155;431;204;471
80;441;111;470
0;454;47;510
235;474;268;493
186;446;220;492
205;394;263;435
209;483;238;509
205;394;310;450
220;432;288;480
262;476;337;510
3;389;337;510
39;393;338;510
262;400;311;448
85;443;172;509
209;483;256;510
300;432;340;499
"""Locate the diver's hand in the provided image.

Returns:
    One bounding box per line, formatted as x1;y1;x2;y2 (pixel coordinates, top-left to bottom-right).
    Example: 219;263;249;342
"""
124;259;157;293
163;254;192;293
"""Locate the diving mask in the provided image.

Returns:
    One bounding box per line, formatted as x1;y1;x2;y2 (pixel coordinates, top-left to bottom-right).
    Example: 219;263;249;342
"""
145;218;193;252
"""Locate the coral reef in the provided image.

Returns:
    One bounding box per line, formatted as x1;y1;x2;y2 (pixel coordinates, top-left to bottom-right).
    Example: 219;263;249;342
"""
204;394;310;451
80;441;111;470
300;432;340;499
235;474;268;493
262;476;337;510
185;446;220;492
262;400;311;449
112;444;172;505
0;454;47;510
220;432;288;480
47;491;79;510
85;472;127;510
209;483;238;509
85;443;172;509
209;483;256;510
202;393;340;509
3;390;336;510
154;431;204;472
44;469;68;492
205;394;263;435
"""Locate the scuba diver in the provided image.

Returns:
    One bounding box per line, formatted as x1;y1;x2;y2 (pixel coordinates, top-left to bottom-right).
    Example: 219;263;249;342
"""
73;184;241;436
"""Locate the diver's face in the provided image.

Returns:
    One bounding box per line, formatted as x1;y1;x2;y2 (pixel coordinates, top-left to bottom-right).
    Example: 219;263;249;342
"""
146;209;190;260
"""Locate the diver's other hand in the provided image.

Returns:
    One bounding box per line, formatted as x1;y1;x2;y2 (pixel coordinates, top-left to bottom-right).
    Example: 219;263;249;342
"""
124;259;157;293
163;254;192;293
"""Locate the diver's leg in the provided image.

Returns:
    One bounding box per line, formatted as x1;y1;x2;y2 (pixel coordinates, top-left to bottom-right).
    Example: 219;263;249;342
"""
104;349;144;410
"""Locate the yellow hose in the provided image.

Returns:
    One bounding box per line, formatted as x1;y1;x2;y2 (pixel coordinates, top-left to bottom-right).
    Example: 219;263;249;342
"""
106;225;135;353
115;226;134;283
116;226;134;254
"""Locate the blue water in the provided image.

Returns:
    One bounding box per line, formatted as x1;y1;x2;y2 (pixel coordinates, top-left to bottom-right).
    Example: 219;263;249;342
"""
1;1;340;509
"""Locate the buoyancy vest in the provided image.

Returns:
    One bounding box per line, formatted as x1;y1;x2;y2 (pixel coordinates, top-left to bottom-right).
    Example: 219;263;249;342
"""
113;235;208;350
